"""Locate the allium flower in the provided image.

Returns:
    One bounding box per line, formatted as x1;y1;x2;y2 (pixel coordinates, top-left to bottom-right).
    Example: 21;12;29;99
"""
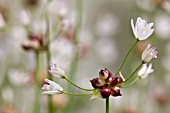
138;63;154;79
42;79;63;94
49;63;66;78
131;17;154;40
142;44;158;63
22;33;45;51
90;69;124;98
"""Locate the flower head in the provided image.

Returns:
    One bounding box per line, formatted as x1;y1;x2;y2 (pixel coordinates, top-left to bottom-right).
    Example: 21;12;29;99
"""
90;69;124;98
131;17;154;40
142;44;158;63
42;79;63;94
49;63;66;78
138;63;154;79
22;33;45;51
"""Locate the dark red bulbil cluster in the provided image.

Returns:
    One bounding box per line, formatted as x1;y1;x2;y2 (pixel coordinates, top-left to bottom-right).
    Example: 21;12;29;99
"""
90;68;124;98
22;33;46;51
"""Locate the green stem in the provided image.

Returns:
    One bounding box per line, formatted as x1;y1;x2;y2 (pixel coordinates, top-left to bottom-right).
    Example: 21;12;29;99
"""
62;91;92;96
106;98;109;113
123;62;143;83
45;13;56;113
65;77;94;91
34;52;40;113
65;0;83;113
121;76;140;88
115;40;139;76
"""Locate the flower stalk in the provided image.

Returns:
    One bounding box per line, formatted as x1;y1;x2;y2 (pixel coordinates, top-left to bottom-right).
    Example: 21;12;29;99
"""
64;77;94;91
123;62;143;83
106;98;109;113
115;39;139;76
34;52;40;113
62;91;93;96
121;76;140;88
45;15;54;113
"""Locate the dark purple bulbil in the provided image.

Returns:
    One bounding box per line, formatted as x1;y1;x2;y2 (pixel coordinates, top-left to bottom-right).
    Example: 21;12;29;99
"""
100;86;111;98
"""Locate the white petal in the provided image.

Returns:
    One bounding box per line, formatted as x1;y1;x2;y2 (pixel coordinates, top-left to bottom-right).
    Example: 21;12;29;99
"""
138;64;147;76
42;91;61;94
146;64;154;74
131;19;137;38
140;29;154;40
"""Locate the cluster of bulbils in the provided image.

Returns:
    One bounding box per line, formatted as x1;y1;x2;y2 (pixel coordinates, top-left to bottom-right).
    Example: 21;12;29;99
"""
90;69;124;98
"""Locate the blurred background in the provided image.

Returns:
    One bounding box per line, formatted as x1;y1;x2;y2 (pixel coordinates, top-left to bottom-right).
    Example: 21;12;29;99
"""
0;0;170;113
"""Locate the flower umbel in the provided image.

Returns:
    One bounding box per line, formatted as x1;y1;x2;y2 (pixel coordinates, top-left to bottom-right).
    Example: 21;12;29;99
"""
90;69;124;98
142;44;158;63
131;17;154;40
42;79;63;94
138;63;154;79
48;63;66;78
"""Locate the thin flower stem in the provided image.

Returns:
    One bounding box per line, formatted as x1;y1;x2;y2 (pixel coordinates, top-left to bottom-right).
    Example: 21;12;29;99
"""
65;1;83;112
45;15;54;113
106;98;109;113
115;40;139;76
65;77;94;91
123;62;143;83
121;76;140;88
34;52;40;113
62;91;93;96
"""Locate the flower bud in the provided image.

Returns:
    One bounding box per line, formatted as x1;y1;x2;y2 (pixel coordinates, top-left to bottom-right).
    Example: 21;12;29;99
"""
105;72;114;83
109;77;117;87
22;33;45;51
100;86;111;98
117;72;125;84
142;44;158;63
111;87;122;97
90;77;105;88
48;63;66;79
99;68;109;80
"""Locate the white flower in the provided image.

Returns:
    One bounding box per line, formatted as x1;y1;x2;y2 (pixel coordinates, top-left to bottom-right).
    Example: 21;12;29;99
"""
131;17;154;40
48;0;68;18
48;63;66;78
19;10;30;26
42;79;63;94
142;44;158;63
138;63;154;79
0;13;5;29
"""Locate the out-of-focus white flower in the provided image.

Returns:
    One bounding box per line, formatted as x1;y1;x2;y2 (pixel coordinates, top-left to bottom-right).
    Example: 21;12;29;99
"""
138;63;154;79
48;0;68;18
95;38;118;63
42;79;63;94
18;10;30;26
31;19;46;35
163;1;170;12
142;44;158;63
131;17;154;40
50;38;74;69
135;0;155;12
95;13;120;37
0;13;5;29
2;87;14;103
49;63;66;78
155;14;170;40
61;17;75;31
8;69;30;86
